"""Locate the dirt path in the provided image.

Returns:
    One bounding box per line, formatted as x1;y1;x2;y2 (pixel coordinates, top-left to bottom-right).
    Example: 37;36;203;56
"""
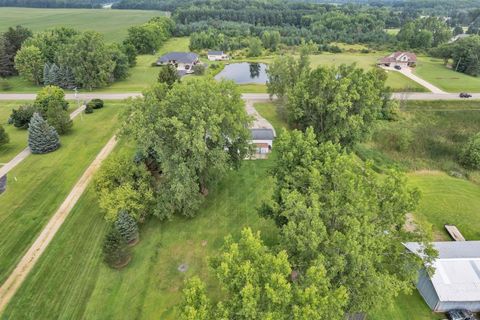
0;105;86;178
0;135;117;314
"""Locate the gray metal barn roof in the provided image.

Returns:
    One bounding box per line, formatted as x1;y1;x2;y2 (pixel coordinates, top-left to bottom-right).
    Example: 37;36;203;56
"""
405;241;480;302
208;51;224;55
250;128;275;140
157;52;199;64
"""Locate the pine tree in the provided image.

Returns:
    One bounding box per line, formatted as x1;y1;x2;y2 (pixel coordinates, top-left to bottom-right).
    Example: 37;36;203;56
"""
0;124;9;146
114;210;139;245
49;64;60;86
103;227;131;268
28;112;60;154
43;63;51;85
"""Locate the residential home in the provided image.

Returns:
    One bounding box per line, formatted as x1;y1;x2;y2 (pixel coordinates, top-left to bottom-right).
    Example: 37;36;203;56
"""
405;241;480;312
207;51;229;61
378;51;417;67
156;52;200;74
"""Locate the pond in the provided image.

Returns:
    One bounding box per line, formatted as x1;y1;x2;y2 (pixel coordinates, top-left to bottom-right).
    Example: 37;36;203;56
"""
214;62;268;84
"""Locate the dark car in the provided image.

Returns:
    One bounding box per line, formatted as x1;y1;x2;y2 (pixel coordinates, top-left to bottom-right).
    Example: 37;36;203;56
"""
460;92;472;98
394;65;402;70
447;309;478;320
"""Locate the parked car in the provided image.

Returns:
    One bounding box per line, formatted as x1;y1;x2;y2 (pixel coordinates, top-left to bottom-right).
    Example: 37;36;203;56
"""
447;309;477;320
460;92;472;98
394;65;402;70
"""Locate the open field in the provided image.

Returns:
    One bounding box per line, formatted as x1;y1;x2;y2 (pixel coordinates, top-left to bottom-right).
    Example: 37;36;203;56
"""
0;102;123;285
415;57;480;93
357;100;480;175
0;8;164;43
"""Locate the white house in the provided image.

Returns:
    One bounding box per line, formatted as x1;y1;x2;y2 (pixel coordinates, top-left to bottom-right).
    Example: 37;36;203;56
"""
207;51;229;61
378;51;417;67
156;52;200;74
250;128;274;155
405;241;480;312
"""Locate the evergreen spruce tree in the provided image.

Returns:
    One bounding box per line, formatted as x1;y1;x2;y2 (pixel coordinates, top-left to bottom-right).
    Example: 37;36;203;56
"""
0;124;9;146
103;227;131;268
28;112;60;154
114;210;139;245
49;64;60;86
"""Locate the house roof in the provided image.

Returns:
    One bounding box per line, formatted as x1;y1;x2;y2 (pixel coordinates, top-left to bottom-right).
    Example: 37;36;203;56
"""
208;51;224;55
157;52;199;64
251;128;275;141
405;241;480;302
379;51;417;64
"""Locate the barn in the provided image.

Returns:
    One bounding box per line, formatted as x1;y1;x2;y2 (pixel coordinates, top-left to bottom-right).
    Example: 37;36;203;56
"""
405;241;480;312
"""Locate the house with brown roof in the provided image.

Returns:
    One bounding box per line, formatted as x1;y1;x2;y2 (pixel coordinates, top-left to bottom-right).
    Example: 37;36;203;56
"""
378;51;417;68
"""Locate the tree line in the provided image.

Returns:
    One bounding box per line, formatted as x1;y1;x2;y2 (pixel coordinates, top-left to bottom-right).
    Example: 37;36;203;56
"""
0;0;113;8
0;16;173;90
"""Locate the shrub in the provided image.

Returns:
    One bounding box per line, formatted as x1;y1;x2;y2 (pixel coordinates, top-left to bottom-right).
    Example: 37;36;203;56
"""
102;227;131;268
158;65;180;88
46;105;72;135
90;98;104;109
461;133;480;169
85;103;94;114
0;125;9;146
33;85;69;115
114;210;139;245
9;105;35;129
193;64;206;75
28;112;60;154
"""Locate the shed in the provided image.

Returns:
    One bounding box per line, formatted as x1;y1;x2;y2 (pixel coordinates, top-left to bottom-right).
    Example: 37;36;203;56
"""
207;51;229;61
405;241;480;312
250;128;274;155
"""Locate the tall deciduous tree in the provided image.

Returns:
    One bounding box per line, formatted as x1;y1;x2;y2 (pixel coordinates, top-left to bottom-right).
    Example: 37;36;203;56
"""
14;45;45;84
260;128;434;314
247;37;263;57
28;112;60;154
59;31;114;90
122;79;252;219
95;153;154;222
180;228;347;320
0;25;32;77
286;64;390;148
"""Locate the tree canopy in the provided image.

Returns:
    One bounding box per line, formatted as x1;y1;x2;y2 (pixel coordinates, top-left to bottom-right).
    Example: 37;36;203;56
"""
180;228;347;320
121;79;252;220
260;128;434;313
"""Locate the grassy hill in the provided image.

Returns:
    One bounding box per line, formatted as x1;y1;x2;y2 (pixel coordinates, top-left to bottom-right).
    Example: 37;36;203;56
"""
0;8;165;42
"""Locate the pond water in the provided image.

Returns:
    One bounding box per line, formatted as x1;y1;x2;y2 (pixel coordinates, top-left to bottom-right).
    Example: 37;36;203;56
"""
214;62;268;84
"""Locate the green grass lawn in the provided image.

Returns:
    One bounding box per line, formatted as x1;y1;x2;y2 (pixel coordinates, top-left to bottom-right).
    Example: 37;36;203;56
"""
0;8;164;43
369;292;443;320
0;101;30;163
0;100;80;163
415;56;480;93
357;100;480;175
0;102;123;285
3;147;277;319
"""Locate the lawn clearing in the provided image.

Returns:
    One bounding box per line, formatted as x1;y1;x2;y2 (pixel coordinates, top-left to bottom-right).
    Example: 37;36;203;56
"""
3;148;277;319
0;8;165;43
415;56;480;93
0;100;81;164
0;102;123;285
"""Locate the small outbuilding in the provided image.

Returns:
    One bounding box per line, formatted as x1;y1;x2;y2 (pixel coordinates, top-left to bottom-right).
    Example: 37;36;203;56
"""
405;241;480;312
207;51;229;61
250;128;274;156
156;52;200;74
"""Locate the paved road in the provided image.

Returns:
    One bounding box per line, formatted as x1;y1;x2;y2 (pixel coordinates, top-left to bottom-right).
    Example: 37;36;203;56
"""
0;104;86;178
0;135;118;314
1;92;479;101
381;66;446;94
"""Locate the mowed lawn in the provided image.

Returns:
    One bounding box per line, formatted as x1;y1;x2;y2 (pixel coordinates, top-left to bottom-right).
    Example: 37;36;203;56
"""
0;8;164;43
415;56;480;93
0;102;123;285
4;149;277;319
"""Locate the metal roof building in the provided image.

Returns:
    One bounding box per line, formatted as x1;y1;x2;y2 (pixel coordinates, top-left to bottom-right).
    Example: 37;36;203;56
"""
405;241;480;312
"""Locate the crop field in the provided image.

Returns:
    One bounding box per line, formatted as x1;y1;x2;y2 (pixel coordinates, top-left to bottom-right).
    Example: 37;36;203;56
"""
415;57;480;93
0;8;164;42
0;102;123;285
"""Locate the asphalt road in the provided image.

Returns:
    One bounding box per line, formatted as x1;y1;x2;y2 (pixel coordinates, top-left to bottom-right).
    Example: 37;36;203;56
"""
1;92;478;101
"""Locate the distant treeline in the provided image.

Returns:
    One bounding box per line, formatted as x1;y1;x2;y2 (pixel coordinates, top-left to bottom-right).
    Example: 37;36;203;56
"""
0;0;118;8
